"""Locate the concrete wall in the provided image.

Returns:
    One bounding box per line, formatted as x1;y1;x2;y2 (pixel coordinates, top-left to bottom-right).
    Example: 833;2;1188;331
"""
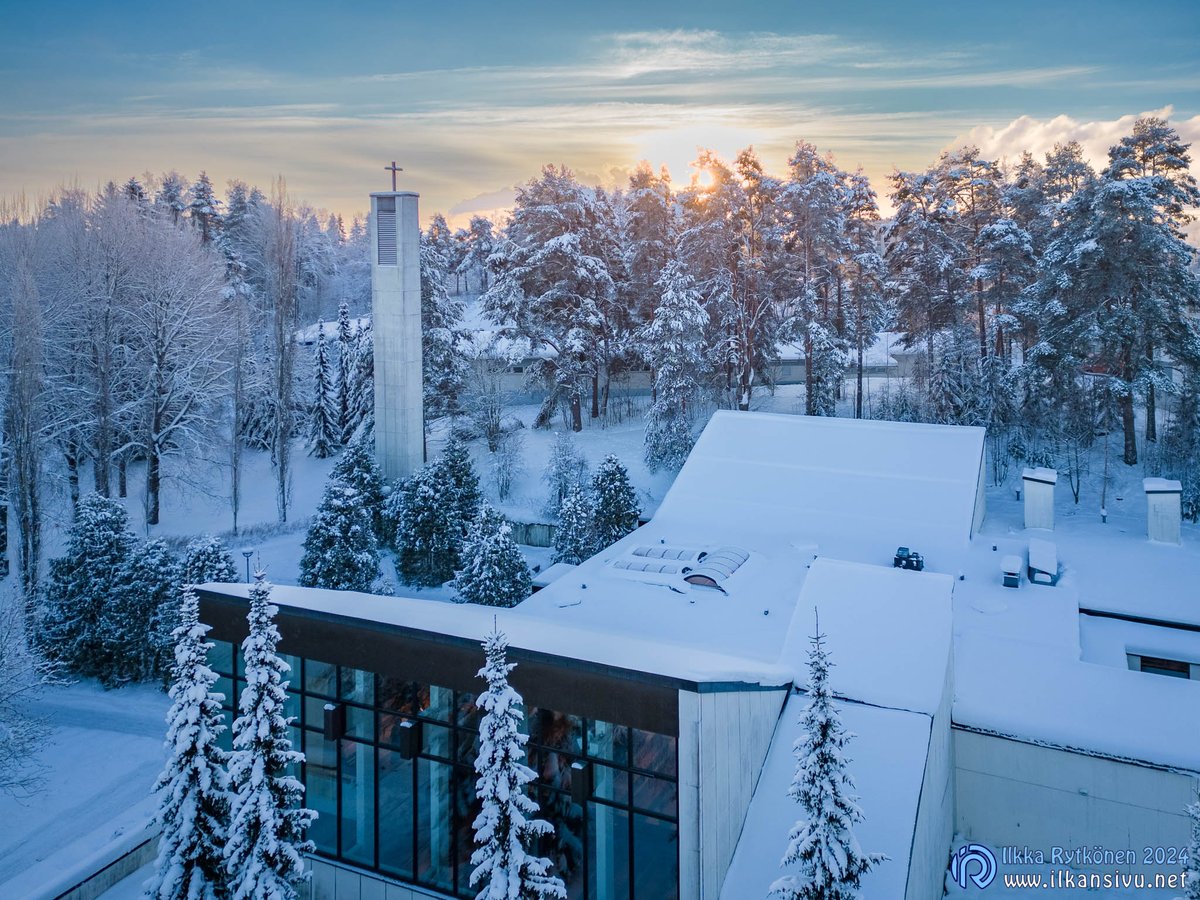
303;856;451;900
905;653;955;900
678;686;790;899
955;728;1199;874
52;835;158;900
371;191;425;482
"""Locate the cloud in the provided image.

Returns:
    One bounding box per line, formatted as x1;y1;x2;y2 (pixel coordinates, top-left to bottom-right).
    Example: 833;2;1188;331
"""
448;186;518;217
949;107;1200;172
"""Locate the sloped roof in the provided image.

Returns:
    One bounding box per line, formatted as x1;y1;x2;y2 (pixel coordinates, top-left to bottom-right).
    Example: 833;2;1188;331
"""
656;411;985;558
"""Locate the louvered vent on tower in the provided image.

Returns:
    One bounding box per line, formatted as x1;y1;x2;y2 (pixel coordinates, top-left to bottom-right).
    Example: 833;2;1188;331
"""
376;196;397;266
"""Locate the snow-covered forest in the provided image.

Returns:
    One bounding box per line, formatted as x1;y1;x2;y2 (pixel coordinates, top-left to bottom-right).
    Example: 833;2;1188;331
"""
0;116;1197;653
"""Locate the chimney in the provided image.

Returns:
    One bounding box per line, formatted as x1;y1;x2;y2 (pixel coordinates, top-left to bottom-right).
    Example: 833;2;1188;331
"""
1144;478;1182;544
1022;467;1057;531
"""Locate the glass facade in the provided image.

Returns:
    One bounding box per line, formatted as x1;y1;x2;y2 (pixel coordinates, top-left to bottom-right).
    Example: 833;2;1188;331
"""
211;640;679;900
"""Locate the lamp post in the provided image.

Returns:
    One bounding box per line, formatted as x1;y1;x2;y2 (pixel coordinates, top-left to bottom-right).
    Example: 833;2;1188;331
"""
242;549;254;584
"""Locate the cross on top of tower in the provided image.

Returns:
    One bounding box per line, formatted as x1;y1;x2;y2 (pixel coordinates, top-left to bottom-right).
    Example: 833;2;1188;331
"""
384;160;403;191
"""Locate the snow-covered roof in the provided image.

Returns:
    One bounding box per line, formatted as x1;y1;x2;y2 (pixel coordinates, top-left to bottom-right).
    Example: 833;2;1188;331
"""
952;525;1200;773
775;331;910;367
1144;477;1182;493
530;561;577;589
721;695;930;899
199;581;792;688
295;315;369;345
655;411;985;557
784;558;954;716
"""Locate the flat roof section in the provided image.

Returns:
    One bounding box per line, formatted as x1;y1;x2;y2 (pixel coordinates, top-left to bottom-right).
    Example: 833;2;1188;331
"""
783;558;954;716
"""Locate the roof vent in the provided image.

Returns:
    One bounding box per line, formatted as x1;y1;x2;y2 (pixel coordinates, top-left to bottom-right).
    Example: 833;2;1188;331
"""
684;547;749;589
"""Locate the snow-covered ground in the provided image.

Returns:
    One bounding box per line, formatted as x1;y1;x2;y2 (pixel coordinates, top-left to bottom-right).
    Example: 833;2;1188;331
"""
8;389;1197;900
0;682;168;899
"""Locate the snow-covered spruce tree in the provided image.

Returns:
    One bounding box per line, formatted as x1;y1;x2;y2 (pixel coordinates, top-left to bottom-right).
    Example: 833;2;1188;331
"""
1183;792;1200;899
421;218;468;419
299;481;380;592
329;433;387;542
640;261;708;471
121;538;182;683
389;465;462;587
188;171;221;244
307;322;340;459
470;627;566;900
347;321;375;438
452;503;532;608
441;433;483;540
225;574;314;900
771;620;886;900
551;486;597;565
334;301;356;443
40;493;137;682
543;432;588;519
146;585;230;900
589;455;640;550
182;535;239;587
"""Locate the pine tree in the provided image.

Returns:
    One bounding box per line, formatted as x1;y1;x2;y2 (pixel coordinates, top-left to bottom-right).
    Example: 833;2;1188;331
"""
389;465;461;586
40;493;137;682
640;261;708;471
543;432;588;519
481;165;621;431
329;433;387;542
551;486;597;565
1025;118;1200;465
589;455;640;549
347;322;375;438
1183;792;1200;899
334;301;355;443
188;172;221;244
441;434;482;542
122;538;182;684
470;627;566;900
225;574;314;900
421;219;468;419
770;619;886;900
182;535;239;586
157;172;189;225
805;321;848;418
453;503;531;608
308;323;340;458
146;585;231;900
299;481;380;592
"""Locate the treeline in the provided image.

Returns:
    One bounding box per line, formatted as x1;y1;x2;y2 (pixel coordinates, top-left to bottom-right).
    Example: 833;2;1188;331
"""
416;117;1200;504
0;173;371;601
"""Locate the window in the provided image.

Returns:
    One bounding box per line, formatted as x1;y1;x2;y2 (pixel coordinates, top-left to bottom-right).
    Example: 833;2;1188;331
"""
206;642;679;899
1129;653;1195;679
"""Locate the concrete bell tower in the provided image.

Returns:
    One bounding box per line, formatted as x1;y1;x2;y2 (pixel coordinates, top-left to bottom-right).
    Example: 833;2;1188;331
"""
370;189;425;480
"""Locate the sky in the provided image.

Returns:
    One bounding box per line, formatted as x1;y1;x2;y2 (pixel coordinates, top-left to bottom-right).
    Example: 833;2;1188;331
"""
1;0;1198;226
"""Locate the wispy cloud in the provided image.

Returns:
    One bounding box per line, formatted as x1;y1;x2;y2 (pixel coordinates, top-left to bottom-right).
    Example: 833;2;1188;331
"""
0;24;1195;226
